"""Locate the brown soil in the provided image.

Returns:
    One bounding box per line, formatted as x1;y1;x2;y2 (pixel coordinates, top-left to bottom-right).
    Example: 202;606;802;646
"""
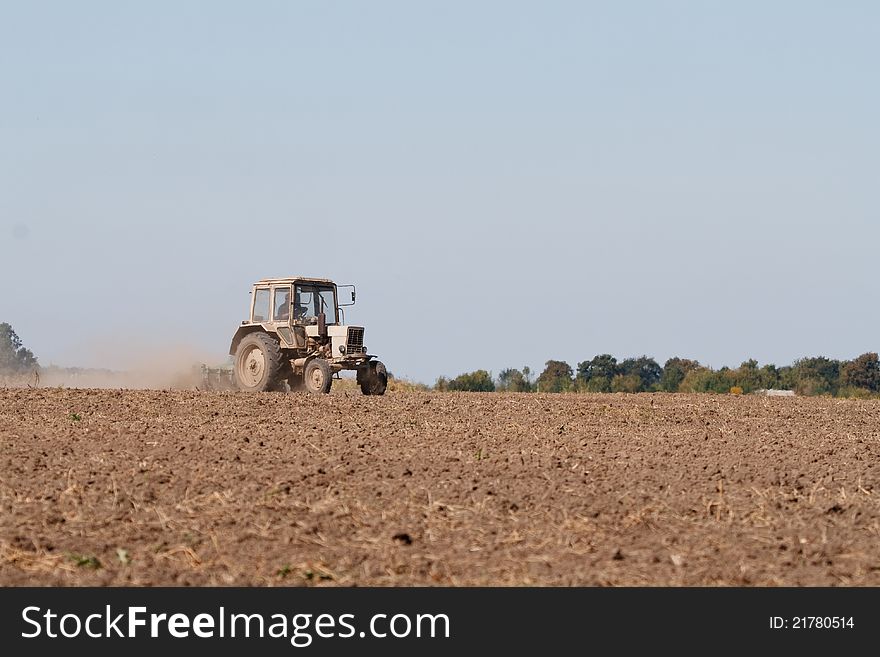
2;388;879;586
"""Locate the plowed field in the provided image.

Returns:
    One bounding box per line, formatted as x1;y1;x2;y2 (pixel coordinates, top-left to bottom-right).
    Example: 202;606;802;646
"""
2;388;879;586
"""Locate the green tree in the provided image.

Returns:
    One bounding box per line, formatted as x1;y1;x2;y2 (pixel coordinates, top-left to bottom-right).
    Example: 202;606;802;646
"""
777;365;796;391
840;353;880;392
618;356;662;392
536;360;573;393
660;357;701;392
0;323;38;375
497;367;533;392
612;356;663;392
731;359;762;393
790;356;841;396
576;354;618;388
757;364;782;390
447;370;496;392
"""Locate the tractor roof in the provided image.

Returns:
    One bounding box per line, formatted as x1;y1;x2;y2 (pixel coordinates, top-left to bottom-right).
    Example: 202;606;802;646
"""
254;277;335;286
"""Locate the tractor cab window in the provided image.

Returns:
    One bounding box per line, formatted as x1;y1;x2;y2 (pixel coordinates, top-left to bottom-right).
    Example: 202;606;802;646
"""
273;287;291;322
252;288;270;322
294;285;337;324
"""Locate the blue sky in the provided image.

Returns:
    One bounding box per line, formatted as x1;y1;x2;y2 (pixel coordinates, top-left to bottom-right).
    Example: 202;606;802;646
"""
1;2;878;383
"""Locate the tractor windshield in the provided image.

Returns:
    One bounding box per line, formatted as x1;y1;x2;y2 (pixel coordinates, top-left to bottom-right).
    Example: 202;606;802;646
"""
294;284;338;324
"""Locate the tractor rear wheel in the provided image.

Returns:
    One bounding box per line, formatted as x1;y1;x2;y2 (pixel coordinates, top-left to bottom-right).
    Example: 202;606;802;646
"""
304;359;332;395
233;332;286;392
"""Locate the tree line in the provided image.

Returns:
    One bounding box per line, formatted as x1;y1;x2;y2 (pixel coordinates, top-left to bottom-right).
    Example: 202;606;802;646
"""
436;353;880;398
0;323;38;375
4;320;878;398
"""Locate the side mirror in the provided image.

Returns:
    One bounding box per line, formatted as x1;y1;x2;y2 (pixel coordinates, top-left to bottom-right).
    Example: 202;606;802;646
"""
338;285;356;307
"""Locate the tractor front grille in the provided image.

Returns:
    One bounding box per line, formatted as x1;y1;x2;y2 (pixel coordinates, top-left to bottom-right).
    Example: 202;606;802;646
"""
347;327;366;354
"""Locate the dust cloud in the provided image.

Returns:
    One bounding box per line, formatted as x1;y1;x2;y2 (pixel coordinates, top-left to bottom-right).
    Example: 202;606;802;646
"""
4;341;229;391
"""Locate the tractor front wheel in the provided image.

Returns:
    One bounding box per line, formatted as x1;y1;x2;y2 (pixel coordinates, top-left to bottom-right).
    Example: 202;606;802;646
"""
359;360;388;396
304;359;332;395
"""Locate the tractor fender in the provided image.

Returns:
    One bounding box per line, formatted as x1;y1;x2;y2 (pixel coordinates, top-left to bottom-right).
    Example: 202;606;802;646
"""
356;358;372;384
229;325;266;356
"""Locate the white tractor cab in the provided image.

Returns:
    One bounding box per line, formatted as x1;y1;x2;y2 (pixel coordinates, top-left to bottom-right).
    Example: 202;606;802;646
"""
229;277;387;395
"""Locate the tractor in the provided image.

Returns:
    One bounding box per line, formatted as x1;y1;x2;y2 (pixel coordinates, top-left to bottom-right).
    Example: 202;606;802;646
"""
228;277;387;395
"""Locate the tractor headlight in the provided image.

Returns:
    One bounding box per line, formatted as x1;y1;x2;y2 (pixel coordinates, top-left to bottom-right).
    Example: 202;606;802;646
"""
339;345;346;355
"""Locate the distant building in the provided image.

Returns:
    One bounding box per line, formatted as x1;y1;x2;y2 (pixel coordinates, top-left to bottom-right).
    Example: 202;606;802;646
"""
754;389;796;397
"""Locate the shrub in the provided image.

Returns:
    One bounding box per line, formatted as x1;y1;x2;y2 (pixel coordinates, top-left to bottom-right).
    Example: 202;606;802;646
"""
679;368;726;393
795;376;832;397
582;376;611;393
611;374;642;393
447;370;495;392
836;386;876;400
386;374;430;392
